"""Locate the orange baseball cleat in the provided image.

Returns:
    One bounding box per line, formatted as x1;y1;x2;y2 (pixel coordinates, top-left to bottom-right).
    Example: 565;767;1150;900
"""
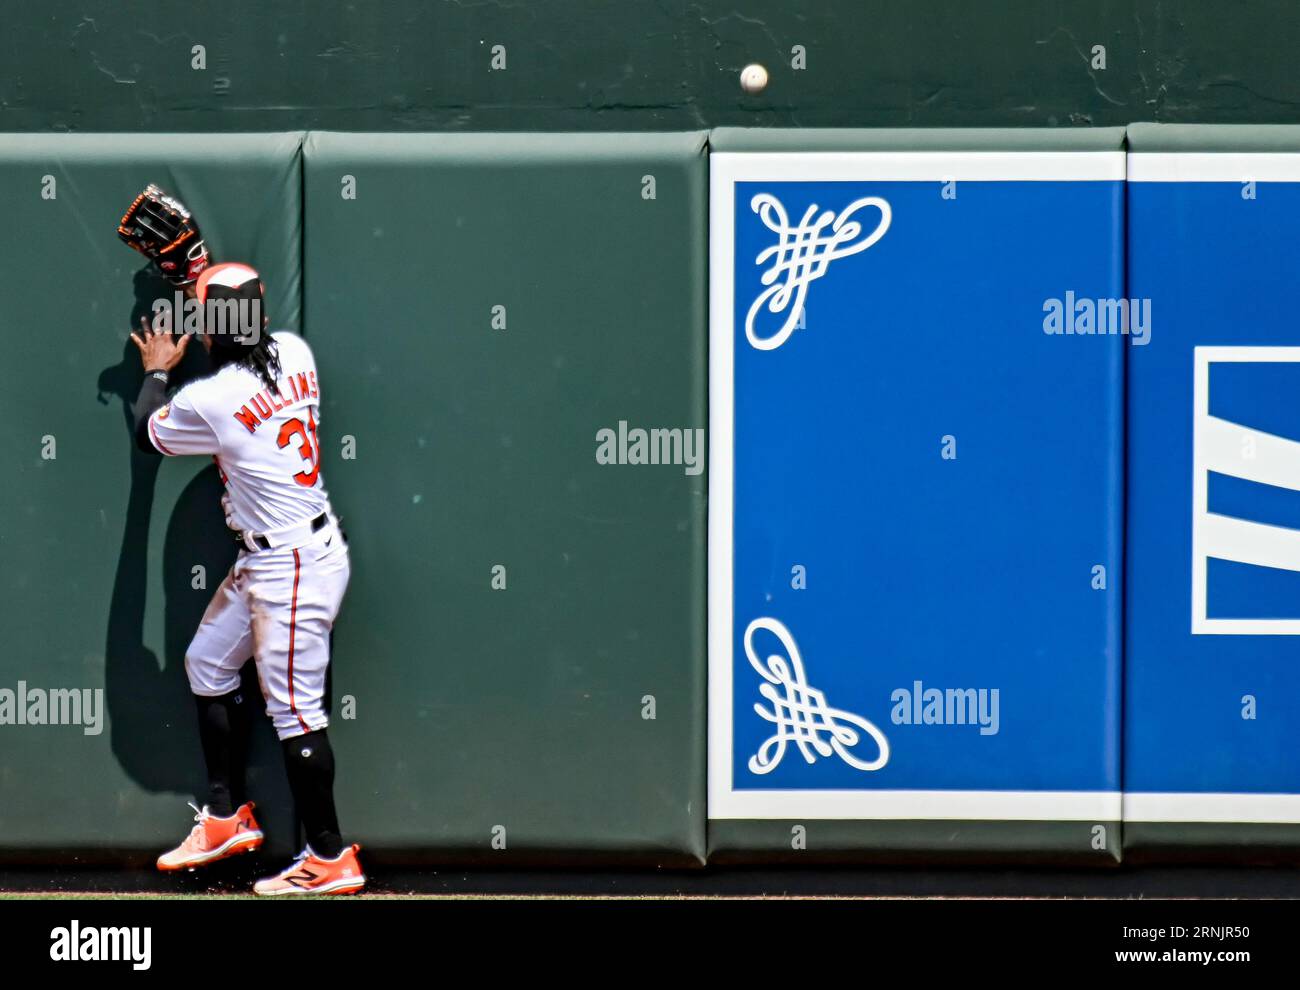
157;802;264;872
253;844;366;897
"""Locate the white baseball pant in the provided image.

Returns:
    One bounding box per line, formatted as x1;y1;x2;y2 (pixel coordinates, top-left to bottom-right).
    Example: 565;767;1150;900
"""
185;519;350;740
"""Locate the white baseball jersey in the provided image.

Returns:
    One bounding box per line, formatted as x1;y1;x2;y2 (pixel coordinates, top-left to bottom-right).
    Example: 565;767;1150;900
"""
147;331;331;534
150;330;349;740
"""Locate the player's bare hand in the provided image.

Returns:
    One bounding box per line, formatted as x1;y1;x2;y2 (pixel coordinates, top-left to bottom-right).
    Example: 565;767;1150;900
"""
130;317;190;372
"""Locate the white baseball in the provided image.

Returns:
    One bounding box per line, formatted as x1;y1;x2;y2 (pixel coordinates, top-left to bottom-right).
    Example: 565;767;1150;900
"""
740;63;769;94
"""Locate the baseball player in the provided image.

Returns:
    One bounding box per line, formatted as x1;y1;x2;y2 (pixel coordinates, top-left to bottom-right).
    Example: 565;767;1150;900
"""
118;187;364;896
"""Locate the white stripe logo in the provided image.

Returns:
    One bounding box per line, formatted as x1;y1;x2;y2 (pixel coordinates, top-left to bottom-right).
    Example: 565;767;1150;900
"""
1192;346;1300;633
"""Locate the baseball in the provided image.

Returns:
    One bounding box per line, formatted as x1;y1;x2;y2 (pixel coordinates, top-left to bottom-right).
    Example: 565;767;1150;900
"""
740;63;769;94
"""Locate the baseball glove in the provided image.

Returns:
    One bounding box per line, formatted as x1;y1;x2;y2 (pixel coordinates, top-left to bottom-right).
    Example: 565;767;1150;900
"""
117;184;211;285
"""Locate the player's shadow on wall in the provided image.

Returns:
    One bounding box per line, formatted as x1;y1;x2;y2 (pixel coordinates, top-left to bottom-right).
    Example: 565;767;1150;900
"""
95;268;290;839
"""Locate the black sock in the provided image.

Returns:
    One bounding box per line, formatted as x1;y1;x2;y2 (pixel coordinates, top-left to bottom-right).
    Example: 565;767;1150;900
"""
281;729;343;858
193;689;254;817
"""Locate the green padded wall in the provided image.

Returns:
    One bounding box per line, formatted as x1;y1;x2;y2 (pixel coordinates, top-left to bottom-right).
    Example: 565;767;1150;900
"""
0;133;303;858
303;132;707;864
1127;122;1300;152
710;127;1128;152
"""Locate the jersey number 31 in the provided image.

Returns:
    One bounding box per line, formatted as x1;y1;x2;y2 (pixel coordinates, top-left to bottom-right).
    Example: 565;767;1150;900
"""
277;410;321;487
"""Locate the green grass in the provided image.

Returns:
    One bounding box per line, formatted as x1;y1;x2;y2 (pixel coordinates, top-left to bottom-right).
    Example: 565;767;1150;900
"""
1;892;247;900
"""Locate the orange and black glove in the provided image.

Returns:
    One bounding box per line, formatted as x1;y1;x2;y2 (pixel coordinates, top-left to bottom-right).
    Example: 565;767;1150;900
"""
117;183;211;286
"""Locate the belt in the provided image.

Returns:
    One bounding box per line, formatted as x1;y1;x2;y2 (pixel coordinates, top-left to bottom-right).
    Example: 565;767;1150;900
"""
236;512;329;553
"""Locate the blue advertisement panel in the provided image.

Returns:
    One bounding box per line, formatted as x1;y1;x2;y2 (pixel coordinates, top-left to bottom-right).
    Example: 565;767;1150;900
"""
709;152;1124;826
1126;151;1300;826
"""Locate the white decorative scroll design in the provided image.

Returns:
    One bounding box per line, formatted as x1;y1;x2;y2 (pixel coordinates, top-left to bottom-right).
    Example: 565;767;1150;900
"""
744;193;892;352
743;616;890;774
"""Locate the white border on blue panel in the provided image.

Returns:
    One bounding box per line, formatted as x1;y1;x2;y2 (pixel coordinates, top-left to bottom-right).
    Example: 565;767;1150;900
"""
1124;792;1300;824
1103;158;1300;825
708;151;1125;821
1129;153;1300;183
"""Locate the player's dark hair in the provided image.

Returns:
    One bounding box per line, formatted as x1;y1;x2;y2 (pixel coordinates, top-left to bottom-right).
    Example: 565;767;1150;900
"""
243;334;282;392
206;327;280;389
212;333;281;392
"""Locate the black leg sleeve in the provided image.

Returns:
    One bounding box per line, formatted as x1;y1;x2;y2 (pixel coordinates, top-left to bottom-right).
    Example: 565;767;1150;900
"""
281;729;343;859
193;689;254;817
